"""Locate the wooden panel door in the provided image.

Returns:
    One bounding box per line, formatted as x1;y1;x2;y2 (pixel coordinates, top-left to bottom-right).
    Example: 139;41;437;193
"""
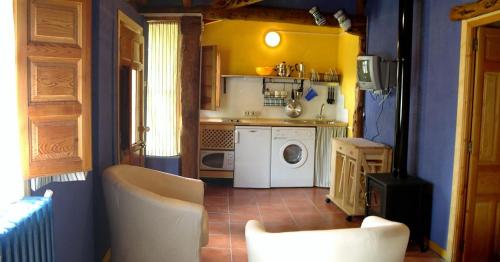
200;45;221;110
117;11;146;166
17;0;92;177
463;27;500;261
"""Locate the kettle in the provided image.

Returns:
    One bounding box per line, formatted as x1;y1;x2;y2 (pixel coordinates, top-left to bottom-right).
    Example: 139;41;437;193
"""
295;63;305;78
275;62;294;77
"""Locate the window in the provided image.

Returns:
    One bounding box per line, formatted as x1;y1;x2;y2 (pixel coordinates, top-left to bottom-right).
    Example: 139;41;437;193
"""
0;0;24;210
146;21;181;157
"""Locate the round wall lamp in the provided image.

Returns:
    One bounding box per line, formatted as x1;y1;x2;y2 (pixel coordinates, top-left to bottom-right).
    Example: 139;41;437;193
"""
264;31;281;47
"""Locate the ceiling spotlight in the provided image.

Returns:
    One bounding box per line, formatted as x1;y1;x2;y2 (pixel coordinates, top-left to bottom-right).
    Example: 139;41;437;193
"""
309;6;326;26
265;31;281;47
334;9;351;31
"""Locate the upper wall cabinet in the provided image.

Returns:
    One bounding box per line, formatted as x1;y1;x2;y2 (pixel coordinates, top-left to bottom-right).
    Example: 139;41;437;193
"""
17;0;92;178
201;45;221;111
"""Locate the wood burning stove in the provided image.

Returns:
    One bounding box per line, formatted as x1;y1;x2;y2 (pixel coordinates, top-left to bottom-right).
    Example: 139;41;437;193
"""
366;174;432;250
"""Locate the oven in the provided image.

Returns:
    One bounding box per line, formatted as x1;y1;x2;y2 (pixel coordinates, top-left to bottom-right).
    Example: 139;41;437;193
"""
200;150;234;171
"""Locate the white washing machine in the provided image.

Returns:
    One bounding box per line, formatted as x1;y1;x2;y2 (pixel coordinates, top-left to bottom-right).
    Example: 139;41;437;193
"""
271;127;316;187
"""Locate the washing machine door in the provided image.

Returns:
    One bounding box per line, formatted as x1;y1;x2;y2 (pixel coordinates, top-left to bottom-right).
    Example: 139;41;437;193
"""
279;140;308;168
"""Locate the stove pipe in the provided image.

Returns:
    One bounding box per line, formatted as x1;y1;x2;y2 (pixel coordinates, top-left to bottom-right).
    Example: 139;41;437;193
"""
392;0;413;179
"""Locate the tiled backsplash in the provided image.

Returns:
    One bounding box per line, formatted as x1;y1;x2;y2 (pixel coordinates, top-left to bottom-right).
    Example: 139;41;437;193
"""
201;78;348;122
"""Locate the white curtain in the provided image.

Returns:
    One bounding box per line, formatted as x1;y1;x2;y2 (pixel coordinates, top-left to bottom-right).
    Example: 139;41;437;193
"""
315;126;348;187
0;0;25;210
146;21;181;157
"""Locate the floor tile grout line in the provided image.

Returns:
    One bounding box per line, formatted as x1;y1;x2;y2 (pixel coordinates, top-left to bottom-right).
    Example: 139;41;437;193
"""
226;188;234;262
255;190;264;227
306;189;333;223
279;189;299;227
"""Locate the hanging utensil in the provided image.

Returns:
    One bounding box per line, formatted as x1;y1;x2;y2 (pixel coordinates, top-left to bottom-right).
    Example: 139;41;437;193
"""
285;88;303;118
332;87;336;103
327;87;334;104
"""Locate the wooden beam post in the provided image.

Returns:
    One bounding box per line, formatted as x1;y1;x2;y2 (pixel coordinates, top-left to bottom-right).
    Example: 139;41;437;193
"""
180;16;202;178
353;1;367;138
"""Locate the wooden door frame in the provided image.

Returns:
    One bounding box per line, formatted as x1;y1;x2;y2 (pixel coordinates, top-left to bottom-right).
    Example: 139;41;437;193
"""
116;10;144;163
447;9;500;262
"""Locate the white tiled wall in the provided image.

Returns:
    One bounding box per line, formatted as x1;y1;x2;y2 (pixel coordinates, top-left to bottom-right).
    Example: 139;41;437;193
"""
201;78;348;122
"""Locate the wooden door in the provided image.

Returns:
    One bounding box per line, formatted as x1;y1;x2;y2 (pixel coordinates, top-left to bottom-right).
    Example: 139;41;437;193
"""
463;27;500;261
117;12;146;166
17;0;92;177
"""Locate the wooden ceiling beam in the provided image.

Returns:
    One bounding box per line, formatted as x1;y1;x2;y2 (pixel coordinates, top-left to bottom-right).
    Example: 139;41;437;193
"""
141;6;366;35
126;0;148;9
212;0;263;9
183;0;192;8
450;0;500;20
356;0;366;15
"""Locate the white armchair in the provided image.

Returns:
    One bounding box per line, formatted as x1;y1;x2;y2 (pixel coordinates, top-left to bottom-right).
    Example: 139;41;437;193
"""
245;216;410;262
103;164;208;262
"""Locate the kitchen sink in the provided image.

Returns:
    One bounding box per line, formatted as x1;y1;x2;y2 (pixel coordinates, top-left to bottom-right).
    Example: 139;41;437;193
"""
283;119;310;124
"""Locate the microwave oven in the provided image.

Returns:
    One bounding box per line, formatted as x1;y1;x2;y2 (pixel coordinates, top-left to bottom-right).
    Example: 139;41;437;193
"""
200;150;234;171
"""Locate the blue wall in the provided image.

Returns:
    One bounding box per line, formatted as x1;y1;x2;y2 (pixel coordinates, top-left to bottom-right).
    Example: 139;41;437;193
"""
92;0;144;260
146;156;181;175
364;0;398;146
415;0;469;247
364;0;469;248
32;178;94;262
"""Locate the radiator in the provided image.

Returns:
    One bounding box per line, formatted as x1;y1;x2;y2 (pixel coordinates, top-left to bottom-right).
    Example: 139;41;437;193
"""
0;196;54;262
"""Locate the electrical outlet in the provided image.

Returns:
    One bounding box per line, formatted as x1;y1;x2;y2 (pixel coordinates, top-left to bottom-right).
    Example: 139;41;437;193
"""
244;110;260;117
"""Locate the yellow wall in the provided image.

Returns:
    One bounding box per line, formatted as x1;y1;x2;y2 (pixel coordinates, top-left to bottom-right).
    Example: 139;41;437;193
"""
202;20;341;75
337;32;360;137
202;20;359;135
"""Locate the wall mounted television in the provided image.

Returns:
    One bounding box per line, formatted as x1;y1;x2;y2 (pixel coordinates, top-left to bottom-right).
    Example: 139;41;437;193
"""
357;55;396;92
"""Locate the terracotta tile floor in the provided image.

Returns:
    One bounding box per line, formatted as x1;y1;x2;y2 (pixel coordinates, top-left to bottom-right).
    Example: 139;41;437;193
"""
202;183;444;262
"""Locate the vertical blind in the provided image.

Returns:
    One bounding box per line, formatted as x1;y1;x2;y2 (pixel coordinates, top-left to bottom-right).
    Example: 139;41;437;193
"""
0;0;24;211
146;21;181;157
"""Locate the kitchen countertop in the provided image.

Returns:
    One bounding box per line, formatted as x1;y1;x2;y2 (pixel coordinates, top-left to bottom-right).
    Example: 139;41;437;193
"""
200;118;348;127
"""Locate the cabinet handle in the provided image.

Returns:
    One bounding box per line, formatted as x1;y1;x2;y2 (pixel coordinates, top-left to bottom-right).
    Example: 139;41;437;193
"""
234;130;239;144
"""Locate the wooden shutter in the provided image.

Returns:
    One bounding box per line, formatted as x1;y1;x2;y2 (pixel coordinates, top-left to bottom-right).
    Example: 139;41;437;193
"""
16;0;92;178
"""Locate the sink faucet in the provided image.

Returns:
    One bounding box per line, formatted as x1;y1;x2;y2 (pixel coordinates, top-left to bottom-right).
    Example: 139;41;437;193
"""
317;104;325;120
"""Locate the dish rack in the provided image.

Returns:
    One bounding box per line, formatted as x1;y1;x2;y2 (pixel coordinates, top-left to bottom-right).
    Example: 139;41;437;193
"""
263;96;287;106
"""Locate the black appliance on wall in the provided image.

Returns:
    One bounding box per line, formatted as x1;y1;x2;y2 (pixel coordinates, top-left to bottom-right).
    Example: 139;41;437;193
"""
365;0;432;251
